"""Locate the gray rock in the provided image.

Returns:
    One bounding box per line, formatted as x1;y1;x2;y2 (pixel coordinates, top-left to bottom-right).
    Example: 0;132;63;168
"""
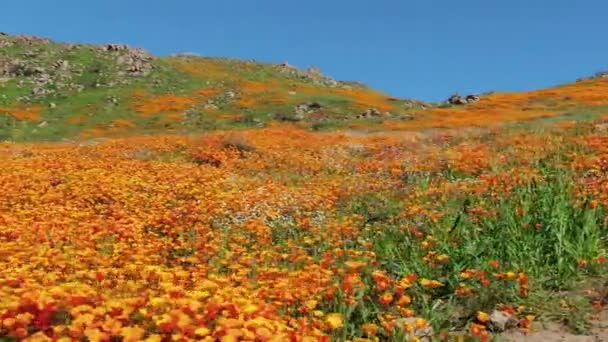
274;112;303;122
307;66;322;75
52;60;69;70
448;94;468;105
112;45;154;76
395;318;434;342
106;96;119;105
356;108;385;119
295;102;322;116
106;44;129;52
400;113;415;121
448;94;481;105
277;63;340;88
24;50;40;58
488;310;518;332
595;122;608;132
31;87;50;97
466;94;481;103
13;35;51;45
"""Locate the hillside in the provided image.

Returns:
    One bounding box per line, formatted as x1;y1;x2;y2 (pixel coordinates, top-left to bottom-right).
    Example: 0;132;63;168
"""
0;33;426;141
2;33;608;142
402;75;608;129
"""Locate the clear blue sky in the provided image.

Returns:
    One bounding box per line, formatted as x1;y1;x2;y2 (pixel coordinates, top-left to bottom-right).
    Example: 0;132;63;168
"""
3;0;607;101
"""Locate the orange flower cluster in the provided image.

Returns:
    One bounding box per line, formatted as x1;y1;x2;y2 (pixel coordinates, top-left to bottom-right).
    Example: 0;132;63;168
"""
0;105;43;121
131;93;196;117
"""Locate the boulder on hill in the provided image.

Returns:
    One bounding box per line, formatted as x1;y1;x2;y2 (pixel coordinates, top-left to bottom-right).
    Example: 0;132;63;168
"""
355;108;392;119
107;44;154;76
466;94;480;102
295;102;323;116
307;66;322;75
276;63;340;87
106;44;130;52
274;112;304;122
594;71;608;79
13;35;51;46
447;93;481;105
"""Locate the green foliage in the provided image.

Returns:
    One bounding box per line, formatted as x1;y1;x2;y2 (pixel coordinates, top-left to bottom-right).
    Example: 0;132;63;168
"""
336;155;608;334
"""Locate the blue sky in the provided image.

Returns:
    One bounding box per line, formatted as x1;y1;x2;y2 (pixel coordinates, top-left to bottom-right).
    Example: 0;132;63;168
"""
2;0;607;101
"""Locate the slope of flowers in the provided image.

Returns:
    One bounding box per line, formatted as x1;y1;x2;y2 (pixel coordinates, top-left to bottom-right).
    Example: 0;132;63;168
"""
388;77;608;130
1;122;608;341
0;105;43;121
168;57;398;117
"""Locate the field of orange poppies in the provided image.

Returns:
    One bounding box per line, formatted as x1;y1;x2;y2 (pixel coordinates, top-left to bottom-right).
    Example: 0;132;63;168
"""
2;111;608;341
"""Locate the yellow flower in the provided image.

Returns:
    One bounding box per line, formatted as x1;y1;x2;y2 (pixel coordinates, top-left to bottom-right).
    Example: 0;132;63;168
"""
476;311;490;323
304;299;318;310
326;313;344;329
419;278;444;288
120;326;145;342
195;327;211;337
242;303;259;314
84;328;106;342
344;260;367;271
435;254;450;262
415;318;428;329
361;323;378;336
143;335;163;342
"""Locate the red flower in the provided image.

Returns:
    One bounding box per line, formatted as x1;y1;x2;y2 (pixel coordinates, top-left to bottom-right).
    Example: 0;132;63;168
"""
488;260;501;269
379;292;394;305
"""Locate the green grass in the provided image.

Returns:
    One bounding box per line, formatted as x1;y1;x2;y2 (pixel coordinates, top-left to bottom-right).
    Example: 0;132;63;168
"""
1;34;424;141
320;129;608;338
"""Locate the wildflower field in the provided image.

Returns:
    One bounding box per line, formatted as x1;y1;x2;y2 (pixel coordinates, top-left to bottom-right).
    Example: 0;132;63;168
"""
2;114;608;341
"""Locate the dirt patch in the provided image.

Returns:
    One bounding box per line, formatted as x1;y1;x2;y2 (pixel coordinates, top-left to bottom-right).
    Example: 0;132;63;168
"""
500;310;608;342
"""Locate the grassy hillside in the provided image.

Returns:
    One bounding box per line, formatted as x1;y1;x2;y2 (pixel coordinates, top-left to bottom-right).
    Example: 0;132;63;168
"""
3;33;608;142
0;33;426;141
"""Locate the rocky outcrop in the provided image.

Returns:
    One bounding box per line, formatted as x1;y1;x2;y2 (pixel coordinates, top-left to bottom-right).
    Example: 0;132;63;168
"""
108;44;154;76
274;112;304;122
295;102;322;116
447;93;481;105
0;33;156;99
277;62;339;87
355;108;392;119
12;34;51;46
106;44;130;52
